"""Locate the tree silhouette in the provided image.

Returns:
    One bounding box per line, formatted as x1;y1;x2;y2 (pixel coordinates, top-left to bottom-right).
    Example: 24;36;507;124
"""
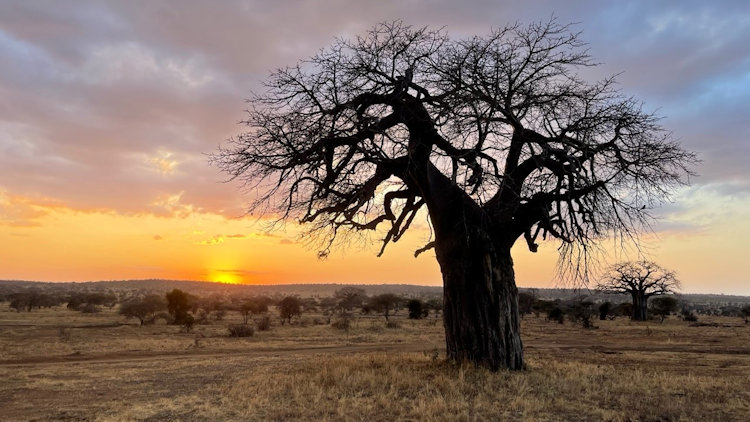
597;261;681;321
650;296;679;322
278;296;302;325
214;20;695;370
369;293;401;321
119;295;166;326
334;287;367;312
165;289;192;325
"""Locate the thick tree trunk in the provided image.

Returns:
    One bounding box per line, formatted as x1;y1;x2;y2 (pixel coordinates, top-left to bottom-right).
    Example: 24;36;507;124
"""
412;163;524;371
632;292;648;321
433;229;524;371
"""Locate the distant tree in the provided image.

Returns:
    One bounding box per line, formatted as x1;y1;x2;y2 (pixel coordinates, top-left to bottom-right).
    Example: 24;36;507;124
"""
532;299;557;317
182;313;195;332
334;287;367;312
238;297;270;324
567;299;596;328
407;299;426;319
301;297;319;312
278;296;302;325
9;295;26;312
369;294;401;321
741;305;750;324
518;292;537;317
681;307;698;322
598;302;612;321
650;296;680;322
7;290;62;312
597;261;681;321
547;307;565;324
614;302;633;318
318;296;339;315
119;295;167;326
64;292;114;312
425;298;443;317
165;289;193;324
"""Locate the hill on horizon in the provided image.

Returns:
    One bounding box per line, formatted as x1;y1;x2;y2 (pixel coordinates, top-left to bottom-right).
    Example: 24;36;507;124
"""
1;279;749;306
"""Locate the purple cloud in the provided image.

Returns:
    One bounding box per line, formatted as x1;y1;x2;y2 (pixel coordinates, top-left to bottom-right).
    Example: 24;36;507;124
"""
0;0;746;220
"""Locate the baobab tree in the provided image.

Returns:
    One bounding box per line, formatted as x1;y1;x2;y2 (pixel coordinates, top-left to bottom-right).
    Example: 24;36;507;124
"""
597;261;681;321
213;20;695;370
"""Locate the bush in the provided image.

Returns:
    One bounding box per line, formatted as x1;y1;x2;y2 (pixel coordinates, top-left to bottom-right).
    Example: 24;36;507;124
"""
681;309;698;322
651;296;680;322
278;296;302;325
256;315;271;331
182;313;195;332
567;300;596;329
196;309;210;324
518;292;536;316
80;303;101;314
598;302;612;320
547;307;564;324
228;324;255;337
407;299;425;319
331;316;351;331
214;309;227;321
119;295;166;326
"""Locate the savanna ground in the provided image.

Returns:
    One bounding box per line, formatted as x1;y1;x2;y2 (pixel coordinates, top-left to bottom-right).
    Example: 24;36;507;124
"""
1;305;749;421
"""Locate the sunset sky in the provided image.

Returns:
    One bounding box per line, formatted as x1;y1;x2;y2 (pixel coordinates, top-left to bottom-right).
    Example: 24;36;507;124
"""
1;1;749;294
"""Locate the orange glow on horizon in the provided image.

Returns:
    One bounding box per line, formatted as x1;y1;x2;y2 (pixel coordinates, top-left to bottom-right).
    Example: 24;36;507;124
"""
1;190;749;295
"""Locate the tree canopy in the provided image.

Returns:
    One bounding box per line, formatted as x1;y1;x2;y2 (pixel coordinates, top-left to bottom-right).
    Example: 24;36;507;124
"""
214;19;695;271
597;260;681;320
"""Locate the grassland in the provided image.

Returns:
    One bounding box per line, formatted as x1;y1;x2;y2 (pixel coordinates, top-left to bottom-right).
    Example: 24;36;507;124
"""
1;305;749;421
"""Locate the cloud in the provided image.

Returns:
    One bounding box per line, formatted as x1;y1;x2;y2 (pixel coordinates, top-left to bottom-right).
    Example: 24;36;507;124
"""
0;1;747;232
0;189;68;227
145;150;180;175
213;268;265;276
195;233;250;245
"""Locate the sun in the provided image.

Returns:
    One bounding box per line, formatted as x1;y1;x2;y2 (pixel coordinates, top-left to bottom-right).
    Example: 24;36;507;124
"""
209;271;243;285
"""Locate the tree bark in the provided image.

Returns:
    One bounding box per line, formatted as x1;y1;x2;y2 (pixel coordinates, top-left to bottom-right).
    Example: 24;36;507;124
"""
632;292;648;321
412;162;524;371
434;227;524;371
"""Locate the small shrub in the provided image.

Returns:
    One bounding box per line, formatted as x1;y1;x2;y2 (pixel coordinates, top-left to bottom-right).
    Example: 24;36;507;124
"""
58;327;71;342
182;313;195;332
196;309;209;324
331;316;351;331
81;303;101;314
256;315;271;331
598;302;612;320
228;324;255;337
385;320;401;329
407;299;425;319
547;307;564;324
153;312;172;324
214;309;227;321
681;310;698;322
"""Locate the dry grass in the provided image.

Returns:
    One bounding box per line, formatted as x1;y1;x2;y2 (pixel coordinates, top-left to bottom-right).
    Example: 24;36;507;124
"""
1;305;749;421
223;351;749;421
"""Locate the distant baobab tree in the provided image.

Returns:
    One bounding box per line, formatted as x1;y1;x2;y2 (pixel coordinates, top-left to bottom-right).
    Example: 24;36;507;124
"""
597;261;681;321
213;20;696;370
